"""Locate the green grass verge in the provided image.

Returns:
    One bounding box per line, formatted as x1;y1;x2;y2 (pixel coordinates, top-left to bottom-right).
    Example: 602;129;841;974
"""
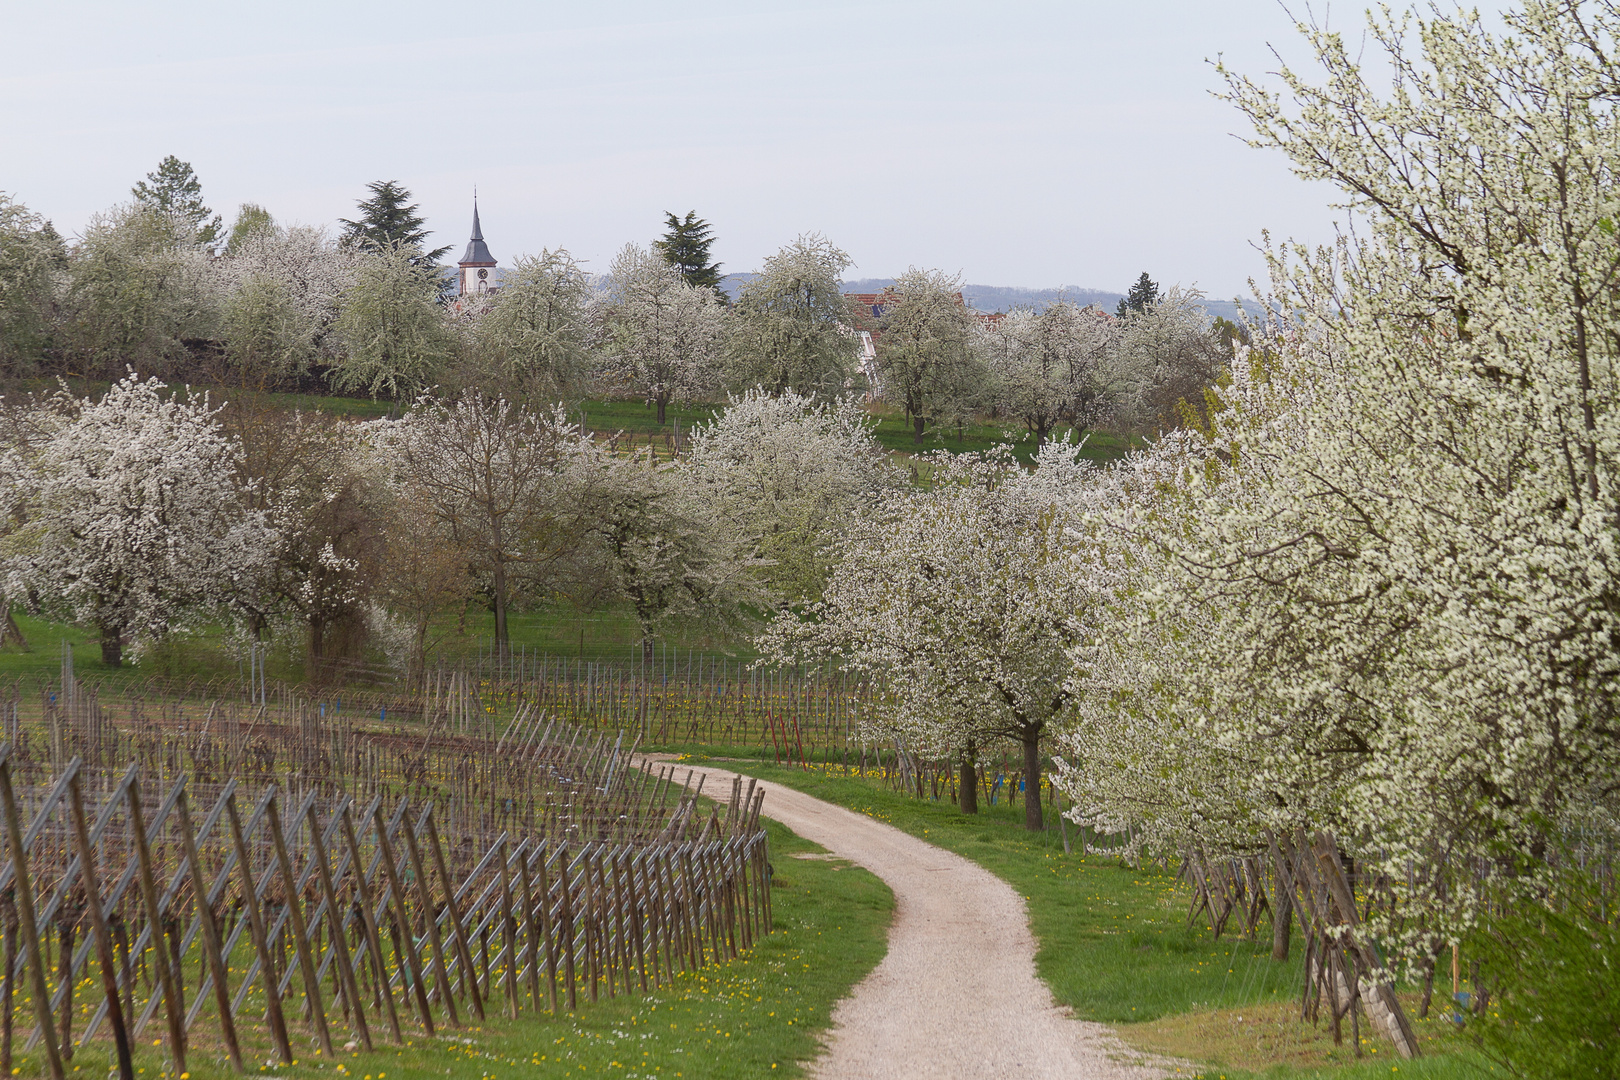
715;763;1488;1080
4;817;891;1080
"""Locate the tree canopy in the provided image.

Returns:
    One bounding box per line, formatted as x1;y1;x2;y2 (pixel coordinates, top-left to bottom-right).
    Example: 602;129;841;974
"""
653;211;724;298
131;155;222;249
339;180;450;267
1114;272;1159;317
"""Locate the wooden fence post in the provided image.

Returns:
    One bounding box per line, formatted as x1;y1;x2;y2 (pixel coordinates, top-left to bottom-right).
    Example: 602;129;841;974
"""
340;803;402;1045
423;811;485;1021
264;792;337;1059
126;778;188;1076
224;791;293;1064
174;786;246;1071
370;804;435;1036
63;771;134;1080
400;810;460;1029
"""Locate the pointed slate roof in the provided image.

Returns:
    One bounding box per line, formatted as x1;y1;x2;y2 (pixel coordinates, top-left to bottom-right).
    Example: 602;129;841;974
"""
459;201;496;266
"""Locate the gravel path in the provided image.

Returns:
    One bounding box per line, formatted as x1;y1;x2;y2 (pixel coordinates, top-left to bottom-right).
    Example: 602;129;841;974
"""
646;761;1178;1080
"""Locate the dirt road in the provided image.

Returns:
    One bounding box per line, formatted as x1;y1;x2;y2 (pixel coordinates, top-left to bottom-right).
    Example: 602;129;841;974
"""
649;761;1176;1080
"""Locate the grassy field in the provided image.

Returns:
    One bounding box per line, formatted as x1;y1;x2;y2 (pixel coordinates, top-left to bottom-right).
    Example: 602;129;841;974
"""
2;815;891;1080
719;763;1492;1080
0;600;764;685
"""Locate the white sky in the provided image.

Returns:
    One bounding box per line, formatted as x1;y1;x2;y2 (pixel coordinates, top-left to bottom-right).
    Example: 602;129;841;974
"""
3;1;1388;296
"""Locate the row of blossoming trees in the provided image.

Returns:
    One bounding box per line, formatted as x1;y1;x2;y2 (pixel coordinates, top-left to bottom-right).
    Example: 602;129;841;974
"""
0;382;902;674
762;3;1620;1057
0;179;1232;442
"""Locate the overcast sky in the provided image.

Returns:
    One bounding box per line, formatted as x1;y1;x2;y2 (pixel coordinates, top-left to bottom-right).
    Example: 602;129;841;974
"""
5;1;1376;297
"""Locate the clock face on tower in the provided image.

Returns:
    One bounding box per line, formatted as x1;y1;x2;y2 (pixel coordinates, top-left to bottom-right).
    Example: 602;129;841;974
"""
477;268;489;280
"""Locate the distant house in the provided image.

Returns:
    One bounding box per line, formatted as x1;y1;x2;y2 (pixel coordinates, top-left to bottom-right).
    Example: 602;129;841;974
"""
843;288;1002;329
842;288;1000;399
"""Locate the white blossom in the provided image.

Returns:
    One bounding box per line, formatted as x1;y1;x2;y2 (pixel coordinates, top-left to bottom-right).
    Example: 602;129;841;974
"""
16;374;275;665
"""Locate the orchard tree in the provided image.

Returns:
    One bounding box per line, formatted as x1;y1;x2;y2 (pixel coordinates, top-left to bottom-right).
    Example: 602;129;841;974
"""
470;249;594;400
683;388;896;602
131;155;222;248
381;392;599;658
598;244;723;423
330;248;456;399
62;204;220;378
339;181;450;267
653;211;724;298
583;451;765;663
762;443;1101;827
20;375;274;666
376;485;475;683
724;234;856;395
223;274;314;387
1110;287;1230;434
985;301;1117;445
0;399;48;650
0;194;64;375
222;224;358;362
1056;1;1620;991
226;204;276;253
222;402;388;667
871;269;988;444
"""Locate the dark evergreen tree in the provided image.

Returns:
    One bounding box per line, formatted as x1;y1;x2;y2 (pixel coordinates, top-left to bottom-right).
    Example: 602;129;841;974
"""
338;180;450;267
1115;272;1160;318
131;155;222;247
653;211;725;298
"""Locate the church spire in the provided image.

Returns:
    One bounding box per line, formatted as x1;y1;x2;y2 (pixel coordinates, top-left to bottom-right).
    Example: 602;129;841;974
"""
457;193;497;296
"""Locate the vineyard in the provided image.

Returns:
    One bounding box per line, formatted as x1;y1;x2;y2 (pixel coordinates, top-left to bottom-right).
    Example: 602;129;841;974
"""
0;658;772;1080
14;642;1067;816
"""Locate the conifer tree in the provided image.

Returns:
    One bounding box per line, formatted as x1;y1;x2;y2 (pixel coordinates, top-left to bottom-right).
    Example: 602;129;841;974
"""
1114;272;1159;317
131;155;222;247
653;211;725;298
338;181;450;267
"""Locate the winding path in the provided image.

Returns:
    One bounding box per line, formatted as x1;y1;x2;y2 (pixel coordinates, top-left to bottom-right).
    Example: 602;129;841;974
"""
644;760;1175;1080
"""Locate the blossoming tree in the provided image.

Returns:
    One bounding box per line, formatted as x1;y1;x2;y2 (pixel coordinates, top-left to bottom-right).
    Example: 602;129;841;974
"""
19;374;274;665
683;388;897;603
763;443;1102;827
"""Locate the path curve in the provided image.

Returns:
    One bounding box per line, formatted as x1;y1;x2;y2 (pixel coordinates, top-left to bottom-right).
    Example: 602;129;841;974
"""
641;760;1174;1080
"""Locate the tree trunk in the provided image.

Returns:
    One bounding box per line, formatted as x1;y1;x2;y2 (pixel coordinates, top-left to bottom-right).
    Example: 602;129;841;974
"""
642;635;654;665
1021;726;1044;831
492;560;510;661
99;622;123;667
0;605;27;652
958;745;979;815
913;414;926;445
1271;883;1293;961
656;396;668;426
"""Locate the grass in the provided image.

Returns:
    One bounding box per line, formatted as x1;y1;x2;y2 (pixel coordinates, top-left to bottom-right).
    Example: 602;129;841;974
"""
861;403;1136;465
714;762;1490;1080
0;602;763;684
3;816;892;1080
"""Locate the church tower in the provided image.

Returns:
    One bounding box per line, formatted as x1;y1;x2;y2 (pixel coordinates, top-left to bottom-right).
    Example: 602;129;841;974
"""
457;198;497;296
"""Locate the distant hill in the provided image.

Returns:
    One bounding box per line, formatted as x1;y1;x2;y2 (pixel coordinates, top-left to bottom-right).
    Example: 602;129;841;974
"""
834;278;1257;325
721;274;1259;324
